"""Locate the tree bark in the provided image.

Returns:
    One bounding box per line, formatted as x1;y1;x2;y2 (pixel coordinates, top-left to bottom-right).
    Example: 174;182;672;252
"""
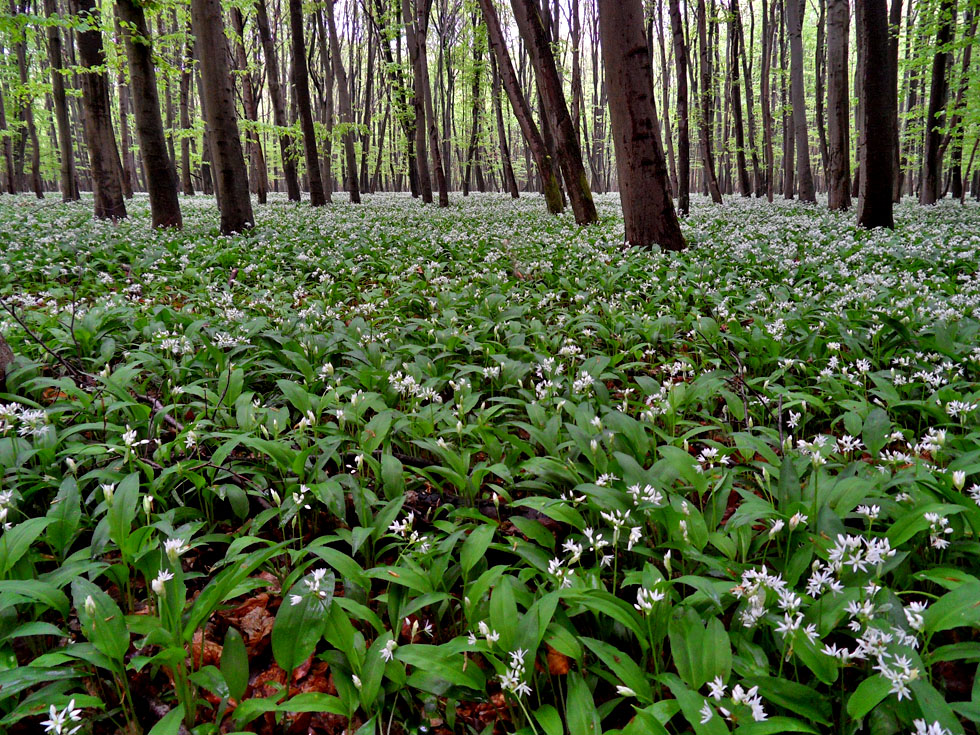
857;0;895;228
416;0;449;207
511;0;597;224
44;0;79;201
479;0;562;213
71;0;126;219
10;0;43;197
190;0;254;234
255;0;301;201
0;80;14;194
326;0;362;203
599;0;684;250
729;0;751;197
760;0;775;200
289;0;326;205
668;0;690;214
920;0;956;205
814;0;829;177
179;28;195;196
230;8;268;203
116;0;182;228
826;0;850;210
403;0;432;202
489;51;519;198
786;0;816;201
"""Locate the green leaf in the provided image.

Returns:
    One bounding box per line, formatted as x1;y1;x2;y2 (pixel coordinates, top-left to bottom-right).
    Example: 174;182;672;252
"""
71;578;129;664
221;627;249;702
46;476;81;556
862;408;890;457
0;517;53;575
566;672;600;735
923;582;980;635
272;572;333;673
460;523;495;576
846;674;890;720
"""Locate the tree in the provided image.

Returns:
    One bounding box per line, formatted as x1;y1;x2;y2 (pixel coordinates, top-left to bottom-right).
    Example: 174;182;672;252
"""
288;0;326;206
9;0;43;197
786;0;816;202
696;0;723;203
857;0;895;228
43;0;79;201
668;0;690;214
479;0;563;214
326;0;362;204
826;0;850;210
72;0;127;220
598;0;684;250
920;0;956;205
511;0;597;225
191;0;254;234
116;0;182;228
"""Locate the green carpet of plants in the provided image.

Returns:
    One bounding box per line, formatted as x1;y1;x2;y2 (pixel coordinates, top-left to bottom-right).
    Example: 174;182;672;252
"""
1;192;979;735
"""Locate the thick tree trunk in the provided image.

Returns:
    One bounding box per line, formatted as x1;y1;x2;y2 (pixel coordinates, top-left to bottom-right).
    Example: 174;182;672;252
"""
479;0;562;213
71;0;126;219
857;0;895;228
44;0;79;201
326;0;362;203
190;0;254;234
920;0;956;205
599;0;684;250
117;0;182;228
668;0;690;214
786;0;816;201
696;0;723;203
289;0;325;205
511;0;597;224
490;52;519;198
255;0;301;201
826;0;850;210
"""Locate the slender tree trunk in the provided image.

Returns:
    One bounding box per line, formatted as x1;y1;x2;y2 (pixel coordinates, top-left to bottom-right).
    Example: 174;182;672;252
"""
760;0;775;200
786;0;816;201
814;0;829;178
826;0;850;210
111;17;135;197
71;0;126;219
44;0;79;201
490;52;519;198
511;0;597;224
288;0;325;205
656;0;677;194
463;19;483;197
857;0;895;228
116;0;182;227
920;0;956;205
191;0;254;233
696;0;723;203
889;0;903;202
599;0;684;250
938;9;975;200
668;0;690;214
326;0;362;203
729;0;751;197
179;29;195;196
402;0;432;202
255;0;301;200
314;7;334;201
780;1;794;198
0;80;14;194
230;8;267;203
11;0;43;197
416;0;449;206
479;0;562;213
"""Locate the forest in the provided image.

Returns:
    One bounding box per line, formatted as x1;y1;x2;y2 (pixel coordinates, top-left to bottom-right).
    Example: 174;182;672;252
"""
1;0;980;734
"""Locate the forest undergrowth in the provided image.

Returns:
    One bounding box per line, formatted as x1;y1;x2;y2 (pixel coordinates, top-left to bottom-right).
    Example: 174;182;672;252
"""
0;192;979;735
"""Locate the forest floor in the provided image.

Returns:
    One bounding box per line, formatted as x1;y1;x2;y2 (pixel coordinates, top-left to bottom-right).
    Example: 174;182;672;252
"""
1;192;979;735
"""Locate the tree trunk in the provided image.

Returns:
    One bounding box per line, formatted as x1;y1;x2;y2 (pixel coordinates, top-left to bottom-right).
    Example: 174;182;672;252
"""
479;0;562;213
314;7;333;202
668;0;690;214
326;0;362;203
655;0;678;194
599;0;684;250
729;0;751;197
0;80;14;194
889;0;903;202
179;28;195;196
826;0;850;210
417;0;449;207
44;0;79;201
463;22;483;197
490;52;519;198
511;0;597;224
116;0;182;228
920;0;956;205
814;0;829;178
857;0;895;228
289;0;326;205
255;0;301;201
112;17;136;198
190;0;255;234
403;0;432;202
11;0;43;197
938;9;975;200
786;0;816;201
230;8;268;203
696;0;723;203
71;0;126;219
760;0;775;200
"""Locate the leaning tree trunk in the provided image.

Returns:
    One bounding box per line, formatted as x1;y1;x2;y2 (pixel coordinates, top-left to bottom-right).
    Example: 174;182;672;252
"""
479;0;562;213
920;0;956;205
190;0;254;234
511;0;597;225
786;0;816;202
71;0;126;219
668;0;690;214
857;0;895;228
599;0;684;250
116;0;182;228
326;0;362;204
44;0;79;201
826;0;850;210
696;0;723;203
255;0;301;201
288;0;325;206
